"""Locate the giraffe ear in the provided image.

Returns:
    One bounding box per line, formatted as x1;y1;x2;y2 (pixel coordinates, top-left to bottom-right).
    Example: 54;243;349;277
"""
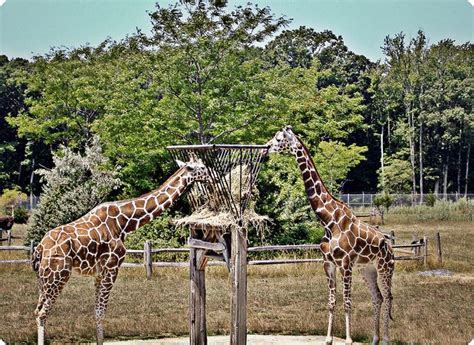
176;160;186;168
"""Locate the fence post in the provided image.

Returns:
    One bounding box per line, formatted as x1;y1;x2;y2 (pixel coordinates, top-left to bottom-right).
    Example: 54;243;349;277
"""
412;234;419;256
423;236;428;267
435;232;442;265
30;240;34;257
144;241;153;280
7;230;12;246
390;230;395;245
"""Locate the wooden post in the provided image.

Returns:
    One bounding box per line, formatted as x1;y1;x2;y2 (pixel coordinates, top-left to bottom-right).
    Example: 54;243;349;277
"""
390;230;395;245
30;240;34;257
190;247;207;345
7;230;12;246
144;241;152;280
435;232;442;265
412;234;419;256
423;236;428;267
230;226;247;345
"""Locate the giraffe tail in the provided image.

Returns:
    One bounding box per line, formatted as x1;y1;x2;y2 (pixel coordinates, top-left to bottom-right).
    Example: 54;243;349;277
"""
31;245;42;275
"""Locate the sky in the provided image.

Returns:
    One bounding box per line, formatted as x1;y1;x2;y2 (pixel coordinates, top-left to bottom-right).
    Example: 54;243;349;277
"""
0;0;472;62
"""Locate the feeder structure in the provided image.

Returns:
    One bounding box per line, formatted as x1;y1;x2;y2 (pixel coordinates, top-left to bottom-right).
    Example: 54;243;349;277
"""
168;144;269;345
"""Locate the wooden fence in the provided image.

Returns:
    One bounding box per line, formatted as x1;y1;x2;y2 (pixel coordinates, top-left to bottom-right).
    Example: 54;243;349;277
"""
0;235;438;279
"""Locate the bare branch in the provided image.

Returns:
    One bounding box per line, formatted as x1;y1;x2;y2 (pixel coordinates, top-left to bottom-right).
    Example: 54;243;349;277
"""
209;113;261;143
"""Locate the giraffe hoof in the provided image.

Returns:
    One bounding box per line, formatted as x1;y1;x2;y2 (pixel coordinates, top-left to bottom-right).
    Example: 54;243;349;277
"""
325;336;333;345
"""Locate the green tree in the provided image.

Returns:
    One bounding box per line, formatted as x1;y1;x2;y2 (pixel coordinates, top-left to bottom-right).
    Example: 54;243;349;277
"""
377;150;413;194
145;0;289;144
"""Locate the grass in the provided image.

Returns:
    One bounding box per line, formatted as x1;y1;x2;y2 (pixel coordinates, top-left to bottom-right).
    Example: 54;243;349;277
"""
0;220;473;344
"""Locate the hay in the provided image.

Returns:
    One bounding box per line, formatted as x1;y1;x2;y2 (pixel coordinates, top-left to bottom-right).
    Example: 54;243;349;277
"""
198;164;255;212
174;164;270;237
174;208;270;229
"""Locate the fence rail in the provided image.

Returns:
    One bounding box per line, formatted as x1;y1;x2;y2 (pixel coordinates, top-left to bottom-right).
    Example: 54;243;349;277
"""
0;235;433;275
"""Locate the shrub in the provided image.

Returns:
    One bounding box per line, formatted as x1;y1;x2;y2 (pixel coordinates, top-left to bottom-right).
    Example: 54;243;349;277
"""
425;193;437;207
124;212;190;262
26;137;121;244
0;188;27;214
13;207;29;224
374;192;393;212
257;156;325;246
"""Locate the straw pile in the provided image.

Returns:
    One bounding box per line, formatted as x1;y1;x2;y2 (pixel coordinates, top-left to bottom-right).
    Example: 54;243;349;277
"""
174;165;270;240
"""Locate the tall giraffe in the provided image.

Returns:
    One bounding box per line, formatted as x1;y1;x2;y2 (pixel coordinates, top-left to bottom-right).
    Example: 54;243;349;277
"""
31;158;210;345
267;126;394;345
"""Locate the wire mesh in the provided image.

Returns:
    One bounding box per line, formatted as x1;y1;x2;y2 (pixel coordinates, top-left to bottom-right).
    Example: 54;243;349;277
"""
167;144;269;223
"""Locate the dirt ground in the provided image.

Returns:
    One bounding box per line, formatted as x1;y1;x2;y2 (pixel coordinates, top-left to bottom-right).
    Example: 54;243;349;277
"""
104;335;361;344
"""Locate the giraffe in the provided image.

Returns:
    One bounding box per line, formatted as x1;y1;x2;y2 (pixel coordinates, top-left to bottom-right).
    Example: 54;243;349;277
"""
31;158;210;345
267;126;394;345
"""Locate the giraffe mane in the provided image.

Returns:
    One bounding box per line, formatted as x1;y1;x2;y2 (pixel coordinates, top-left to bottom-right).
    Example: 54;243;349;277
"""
295;136;345;206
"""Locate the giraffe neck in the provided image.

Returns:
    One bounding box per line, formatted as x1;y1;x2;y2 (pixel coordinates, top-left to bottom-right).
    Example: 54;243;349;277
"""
113;167;190;234
293;138;353;230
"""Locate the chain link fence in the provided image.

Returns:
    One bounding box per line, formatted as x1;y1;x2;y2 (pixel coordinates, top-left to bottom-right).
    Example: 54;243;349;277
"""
337;193;474;207
6;193;474;211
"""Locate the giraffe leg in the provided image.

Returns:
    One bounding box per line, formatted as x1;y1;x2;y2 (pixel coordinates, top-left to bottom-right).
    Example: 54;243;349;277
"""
323;261;337;345
35;259;71;345
378;263;394;345
340;264;353;345
35;292;47;345
361;265;383;345
95;268;119;345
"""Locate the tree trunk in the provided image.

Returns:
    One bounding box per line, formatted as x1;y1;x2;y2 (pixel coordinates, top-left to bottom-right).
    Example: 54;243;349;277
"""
443;157;449;201
30;158;35;209
457;145;462;195
419;122;423;204
380;125;385;190
465;142;471;197
406;102;417;203
434;179;439;196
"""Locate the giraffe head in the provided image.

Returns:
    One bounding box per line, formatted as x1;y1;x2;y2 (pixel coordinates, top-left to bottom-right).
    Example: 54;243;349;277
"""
267;125;301;155
176;156;211;183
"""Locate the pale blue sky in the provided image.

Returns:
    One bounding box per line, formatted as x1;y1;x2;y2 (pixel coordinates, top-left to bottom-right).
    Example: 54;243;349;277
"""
0;0;472;61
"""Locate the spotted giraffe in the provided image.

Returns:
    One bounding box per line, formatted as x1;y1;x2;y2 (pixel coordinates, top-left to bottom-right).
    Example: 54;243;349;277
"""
267;126;394;345
31;158;210;345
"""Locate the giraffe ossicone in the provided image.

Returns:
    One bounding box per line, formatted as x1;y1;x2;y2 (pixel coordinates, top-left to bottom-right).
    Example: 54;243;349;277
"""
31;158;210;345
267;126;394;345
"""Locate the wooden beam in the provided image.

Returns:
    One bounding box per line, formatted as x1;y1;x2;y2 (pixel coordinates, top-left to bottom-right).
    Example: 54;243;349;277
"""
188;238;225;252
435;232;442;265
248;258;323;265
423;236;428;267
189;248;207;345
230;227;247;345
144;241;153;280
248;244;320;252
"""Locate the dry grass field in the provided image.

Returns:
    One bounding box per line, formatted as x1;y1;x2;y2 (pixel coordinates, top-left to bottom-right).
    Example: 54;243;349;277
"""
1;218;473;344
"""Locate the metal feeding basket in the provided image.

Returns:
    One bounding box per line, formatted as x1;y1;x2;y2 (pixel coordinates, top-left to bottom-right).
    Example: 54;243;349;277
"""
167;144;269;226
167;143;269;345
